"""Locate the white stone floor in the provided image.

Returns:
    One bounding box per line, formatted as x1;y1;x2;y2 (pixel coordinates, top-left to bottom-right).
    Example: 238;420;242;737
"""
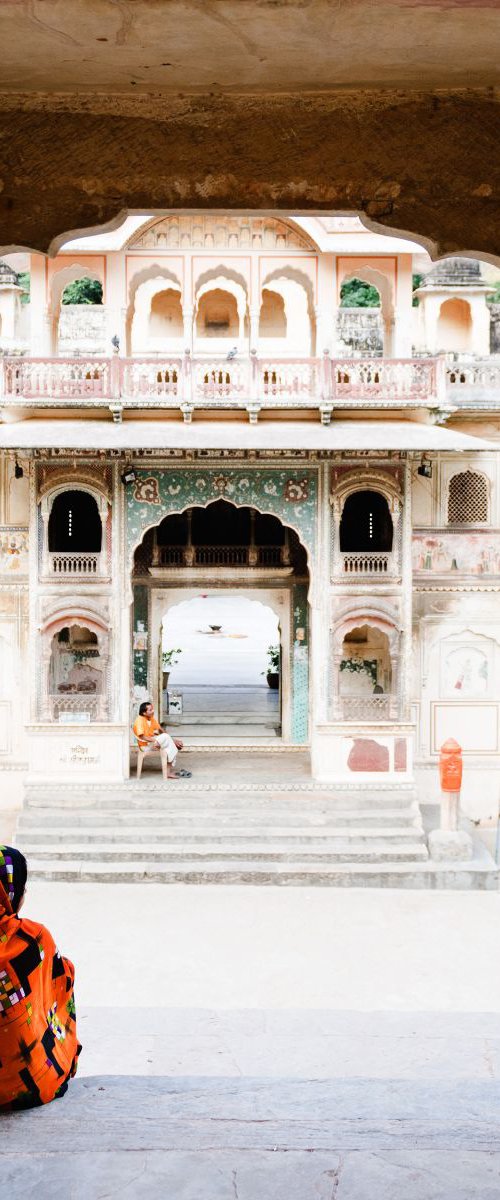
2;884;500;1197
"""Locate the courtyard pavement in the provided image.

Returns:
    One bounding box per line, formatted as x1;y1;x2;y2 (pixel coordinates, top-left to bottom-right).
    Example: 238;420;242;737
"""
2;883;500;1196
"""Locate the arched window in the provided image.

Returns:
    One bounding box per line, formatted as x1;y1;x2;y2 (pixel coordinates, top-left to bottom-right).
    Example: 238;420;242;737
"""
448;471;488;524
48;491;102;553
340;491;393;552
340;278;381;307
60;277;103;305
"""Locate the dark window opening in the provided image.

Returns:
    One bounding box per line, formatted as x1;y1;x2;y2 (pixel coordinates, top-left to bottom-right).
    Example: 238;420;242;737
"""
48;491;102;553
340;491;393;552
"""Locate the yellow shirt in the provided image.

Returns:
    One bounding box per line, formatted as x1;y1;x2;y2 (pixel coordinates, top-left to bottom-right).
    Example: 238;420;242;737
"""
133;714;161;748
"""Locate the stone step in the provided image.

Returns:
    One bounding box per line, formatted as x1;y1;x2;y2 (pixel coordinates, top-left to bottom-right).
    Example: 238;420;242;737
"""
23;785;418;810
20;842;430;863
170;712;279;725
169;731;281;743
18;823;423;845
24;857;498;888
17;804;422;830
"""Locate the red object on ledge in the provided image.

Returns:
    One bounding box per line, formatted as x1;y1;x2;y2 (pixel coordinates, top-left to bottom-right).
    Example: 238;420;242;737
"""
439;738;463;792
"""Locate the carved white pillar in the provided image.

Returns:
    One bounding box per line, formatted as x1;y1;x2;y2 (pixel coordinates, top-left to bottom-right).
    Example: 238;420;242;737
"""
384;314;396;357
237;299;246;347
28;256;50;355
331;647;343;721
40;644;52;722
184;508;195;566
182;306;193;352
249;307;260;352
392;254;414;358
317;253;335;355
389;646;400;720
40;503;50;576
248;508;258;566
315;308;330;357
330;495;341;579
106;252;127;353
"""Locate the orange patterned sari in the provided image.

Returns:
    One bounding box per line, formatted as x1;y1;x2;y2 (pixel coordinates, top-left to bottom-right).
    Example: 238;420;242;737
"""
0;847;81;1111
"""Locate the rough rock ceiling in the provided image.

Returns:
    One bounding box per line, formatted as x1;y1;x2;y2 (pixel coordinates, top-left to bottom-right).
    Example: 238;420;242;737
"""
1;2;500;258
0;0;499;93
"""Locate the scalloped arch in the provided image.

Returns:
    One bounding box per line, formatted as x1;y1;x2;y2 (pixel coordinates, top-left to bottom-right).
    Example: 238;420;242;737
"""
126;468;317;591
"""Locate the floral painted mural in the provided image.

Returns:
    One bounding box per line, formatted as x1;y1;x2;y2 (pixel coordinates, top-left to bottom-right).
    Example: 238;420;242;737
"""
126;468;317;563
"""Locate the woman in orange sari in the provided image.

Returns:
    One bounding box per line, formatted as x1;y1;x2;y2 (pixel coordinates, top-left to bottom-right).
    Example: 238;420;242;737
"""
0;846;81;1111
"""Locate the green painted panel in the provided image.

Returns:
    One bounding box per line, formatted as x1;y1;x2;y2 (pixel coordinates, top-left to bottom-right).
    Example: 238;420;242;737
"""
126;468;317;561
133;584;148;691
291;582;309;744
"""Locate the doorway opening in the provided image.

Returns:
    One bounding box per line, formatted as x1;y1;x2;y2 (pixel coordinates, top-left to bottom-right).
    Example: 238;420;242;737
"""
132;498;310;747
161;594;281;744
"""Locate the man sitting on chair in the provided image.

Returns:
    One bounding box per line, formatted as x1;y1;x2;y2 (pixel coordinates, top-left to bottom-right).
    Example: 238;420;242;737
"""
133;701;191;779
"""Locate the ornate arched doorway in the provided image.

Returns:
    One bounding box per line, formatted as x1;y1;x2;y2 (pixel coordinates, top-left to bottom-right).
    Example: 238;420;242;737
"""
130;495;311;747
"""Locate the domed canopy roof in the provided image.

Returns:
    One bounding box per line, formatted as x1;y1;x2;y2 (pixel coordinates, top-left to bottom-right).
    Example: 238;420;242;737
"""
0;260;20;287
419;257;486;289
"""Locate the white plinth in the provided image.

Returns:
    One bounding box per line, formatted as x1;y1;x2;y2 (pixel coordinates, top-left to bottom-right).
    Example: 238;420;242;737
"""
25;723;129;784
429;829;473;862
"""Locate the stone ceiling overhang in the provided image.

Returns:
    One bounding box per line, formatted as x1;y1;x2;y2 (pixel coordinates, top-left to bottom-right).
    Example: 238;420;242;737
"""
0;420;495;454
1;90;499;259
1;1;499;94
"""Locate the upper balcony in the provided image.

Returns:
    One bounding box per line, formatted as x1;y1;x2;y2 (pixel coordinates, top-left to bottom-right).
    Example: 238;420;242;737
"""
1;351;498;424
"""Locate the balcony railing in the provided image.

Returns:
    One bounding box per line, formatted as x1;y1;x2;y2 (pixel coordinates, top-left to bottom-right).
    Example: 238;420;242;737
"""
7;354;499;416
48;551;102;576
3;357;110;400
155;544;285;568
341;551;394;576
0;352;452;423
446;359;500;405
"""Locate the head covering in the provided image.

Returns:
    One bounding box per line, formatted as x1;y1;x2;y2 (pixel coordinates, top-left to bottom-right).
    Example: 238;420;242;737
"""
0;846;27;917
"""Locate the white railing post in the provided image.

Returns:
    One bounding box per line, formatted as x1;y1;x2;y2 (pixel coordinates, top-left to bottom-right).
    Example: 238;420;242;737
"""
319;350;333;425
435;354;448;407
246;350;261;423
180;349;194;423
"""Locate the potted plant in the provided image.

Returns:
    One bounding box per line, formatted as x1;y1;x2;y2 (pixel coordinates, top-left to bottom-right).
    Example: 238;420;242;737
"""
264;643;280;690
162;647;182;690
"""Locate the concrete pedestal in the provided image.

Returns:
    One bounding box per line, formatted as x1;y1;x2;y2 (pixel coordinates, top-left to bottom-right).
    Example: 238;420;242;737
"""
429;829;473;862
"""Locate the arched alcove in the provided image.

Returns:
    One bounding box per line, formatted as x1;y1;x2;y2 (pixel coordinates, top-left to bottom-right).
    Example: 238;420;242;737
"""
340;491;393;553
261;267;315;355
48;490;102;553
437;297;473;353
149;288;183;339
196;288;239;339
339;624;392;720
50;625;101;720
41;614;110;722
126;266;183;353
259;288;287;338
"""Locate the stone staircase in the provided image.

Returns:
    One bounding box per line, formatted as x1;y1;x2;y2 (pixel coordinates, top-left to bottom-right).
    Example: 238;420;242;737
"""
15;776;498;887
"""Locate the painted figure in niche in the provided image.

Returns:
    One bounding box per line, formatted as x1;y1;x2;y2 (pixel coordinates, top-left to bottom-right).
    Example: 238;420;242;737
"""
443;646;489;698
